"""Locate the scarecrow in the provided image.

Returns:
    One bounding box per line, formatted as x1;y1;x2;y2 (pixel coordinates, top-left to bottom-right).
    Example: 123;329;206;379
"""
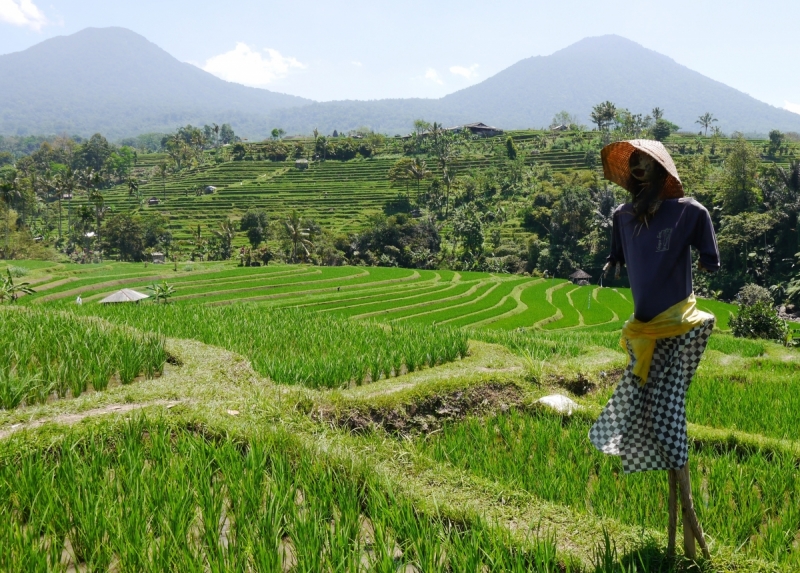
589;140;720;560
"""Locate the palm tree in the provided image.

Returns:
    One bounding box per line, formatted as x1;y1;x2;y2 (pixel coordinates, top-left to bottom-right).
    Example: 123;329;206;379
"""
696;113;718;136
590;101;617;131
158;162;168;202
0;269;35;303
284;210;313;263
406;158;431;202
0;173;21;258
127;177;140;205
652;107;664;121
212;123;220;148
57;167;77;239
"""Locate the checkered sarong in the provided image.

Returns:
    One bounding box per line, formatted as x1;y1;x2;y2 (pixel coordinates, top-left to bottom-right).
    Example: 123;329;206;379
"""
589;318;714;473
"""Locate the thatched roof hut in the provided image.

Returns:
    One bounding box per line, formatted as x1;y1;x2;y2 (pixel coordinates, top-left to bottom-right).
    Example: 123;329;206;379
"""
99;289;150;304
569;269;591;284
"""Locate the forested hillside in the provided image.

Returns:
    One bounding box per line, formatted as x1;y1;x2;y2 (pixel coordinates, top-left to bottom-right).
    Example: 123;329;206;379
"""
3;116;800;304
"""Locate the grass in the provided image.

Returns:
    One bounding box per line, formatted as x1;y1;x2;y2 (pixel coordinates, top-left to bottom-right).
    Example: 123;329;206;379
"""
0;308;166;410
418;407;800;567
0;417;579;572
77;303;468;388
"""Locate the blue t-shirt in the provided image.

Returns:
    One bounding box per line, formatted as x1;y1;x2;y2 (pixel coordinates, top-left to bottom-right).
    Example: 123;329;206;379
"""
608;198;720;322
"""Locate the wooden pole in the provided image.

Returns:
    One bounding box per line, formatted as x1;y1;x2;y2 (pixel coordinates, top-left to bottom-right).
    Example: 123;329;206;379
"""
676;464;711;561
667;469;678;558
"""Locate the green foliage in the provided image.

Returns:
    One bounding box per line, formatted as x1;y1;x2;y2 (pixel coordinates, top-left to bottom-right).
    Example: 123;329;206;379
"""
651;118;674;141
505;136;517;160
729;300;788;341
736;283;773;306
102;212;144;262
85;304;468;388
420;408;800;565
0;309;165;408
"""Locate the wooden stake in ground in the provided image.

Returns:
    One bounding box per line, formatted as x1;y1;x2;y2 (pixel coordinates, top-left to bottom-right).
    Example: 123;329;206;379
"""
667;464;710;561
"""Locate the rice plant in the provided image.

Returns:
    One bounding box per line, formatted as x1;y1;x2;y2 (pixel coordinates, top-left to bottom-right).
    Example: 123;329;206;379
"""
419;408;800;566
80;304;469;389
0;308;166;409
0;417;584;572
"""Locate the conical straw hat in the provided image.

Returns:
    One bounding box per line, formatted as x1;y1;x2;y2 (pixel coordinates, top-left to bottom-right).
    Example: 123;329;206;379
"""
601;139;684;199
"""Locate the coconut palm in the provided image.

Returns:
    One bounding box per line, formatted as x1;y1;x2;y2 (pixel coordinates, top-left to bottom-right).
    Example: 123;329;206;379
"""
652;107;664;121
0;269;35;303
56;167;77;239
158;162;168;201
284;210;313;263
0;171;21;258
696;113;718;136
406;157;431;202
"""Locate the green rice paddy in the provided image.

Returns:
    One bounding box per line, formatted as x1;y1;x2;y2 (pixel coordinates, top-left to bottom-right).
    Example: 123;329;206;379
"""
3;259;799;571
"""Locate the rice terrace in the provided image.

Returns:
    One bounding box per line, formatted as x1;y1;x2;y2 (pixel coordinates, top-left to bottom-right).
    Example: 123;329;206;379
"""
1;250;799;571
4;7;800;572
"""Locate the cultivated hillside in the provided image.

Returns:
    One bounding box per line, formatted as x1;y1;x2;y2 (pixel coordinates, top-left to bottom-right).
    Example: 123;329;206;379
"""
0;27;310;139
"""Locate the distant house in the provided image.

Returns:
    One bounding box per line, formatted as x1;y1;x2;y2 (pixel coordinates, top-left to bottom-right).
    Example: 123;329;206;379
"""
152;252;165;264
403;122;503;139
551;124;569;132
569;269;591;284
148;197;160;206
295;158;309;170
453;122;504;138
204;185;217;194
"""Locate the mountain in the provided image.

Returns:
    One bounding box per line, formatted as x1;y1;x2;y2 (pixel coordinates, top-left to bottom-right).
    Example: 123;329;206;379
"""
1;30;798;139
0;27;310;139
264;35;800;136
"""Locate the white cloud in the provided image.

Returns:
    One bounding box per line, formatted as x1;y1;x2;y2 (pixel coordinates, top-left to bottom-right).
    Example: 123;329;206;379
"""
785;101;800;116
425;68;443;85
351;61;362;67
202;43;305;87
449;64;479;79
0;0;47;31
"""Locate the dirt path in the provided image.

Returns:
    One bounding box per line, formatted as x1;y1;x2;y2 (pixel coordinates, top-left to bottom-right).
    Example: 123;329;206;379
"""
0;400;185;440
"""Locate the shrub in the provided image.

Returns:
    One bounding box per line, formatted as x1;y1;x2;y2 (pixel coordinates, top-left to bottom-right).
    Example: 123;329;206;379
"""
737;283;773;307
729;301;788;342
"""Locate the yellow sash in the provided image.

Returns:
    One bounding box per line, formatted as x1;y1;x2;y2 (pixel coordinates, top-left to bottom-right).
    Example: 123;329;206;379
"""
621;294;713;385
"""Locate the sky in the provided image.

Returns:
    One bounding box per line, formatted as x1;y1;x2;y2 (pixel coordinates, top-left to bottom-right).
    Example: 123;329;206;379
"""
1;0;799;115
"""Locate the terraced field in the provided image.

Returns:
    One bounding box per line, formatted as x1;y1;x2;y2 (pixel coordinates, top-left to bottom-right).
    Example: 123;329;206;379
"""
19;260;739;334
6;259;800;572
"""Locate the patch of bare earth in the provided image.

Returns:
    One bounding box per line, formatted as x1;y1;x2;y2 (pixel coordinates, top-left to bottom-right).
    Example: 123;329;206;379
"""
316;382;523;435
0;400;184;440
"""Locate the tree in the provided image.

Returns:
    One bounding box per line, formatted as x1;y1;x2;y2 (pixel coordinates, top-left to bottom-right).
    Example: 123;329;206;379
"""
413;119;431;136
103;212;144;261
210;220;236;260
652;107;664;121
219;124;235;145
768;130;785;157
652;119;676;142
551;111;577;128
719;137;761;215
0;269;35;303
283;210;313;262
452;204;484;255
590;101;617;131
406;157;431;202
387;158;414;197
0;169;21;257
158;162;168;201
505;136;518;160
142;213;172;252
696;112;718;136
271;128;286;140
240;209;269;248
